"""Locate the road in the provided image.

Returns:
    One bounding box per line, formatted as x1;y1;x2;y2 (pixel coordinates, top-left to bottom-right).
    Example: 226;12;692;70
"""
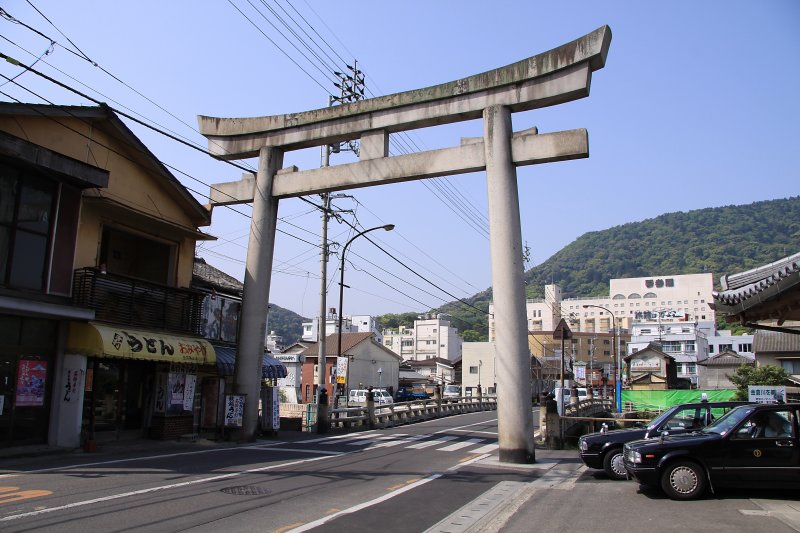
0;410;798;532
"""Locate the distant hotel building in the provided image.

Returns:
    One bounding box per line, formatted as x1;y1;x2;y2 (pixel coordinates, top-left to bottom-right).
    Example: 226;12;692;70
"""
490;273;716;340
382;314;463;362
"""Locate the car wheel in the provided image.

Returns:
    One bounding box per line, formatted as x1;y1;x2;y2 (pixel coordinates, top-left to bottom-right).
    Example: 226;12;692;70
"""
660;460;707;500
602;449;627;480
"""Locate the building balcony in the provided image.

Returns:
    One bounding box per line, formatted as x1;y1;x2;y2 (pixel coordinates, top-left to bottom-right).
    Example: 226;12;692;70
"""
72;267;205;335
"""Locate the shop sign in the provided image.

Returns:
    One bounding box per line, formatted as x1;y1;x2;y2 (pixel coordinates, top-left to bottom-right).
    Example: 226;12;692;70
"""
748;385;786;404
183;374;197;411
224;394;245;427
16;360;47;407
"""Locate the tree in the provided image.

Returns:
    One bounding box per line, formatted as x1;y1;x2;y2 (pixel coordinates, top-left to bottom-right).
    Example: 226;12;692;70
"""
728;364;790;401
461;330;485;342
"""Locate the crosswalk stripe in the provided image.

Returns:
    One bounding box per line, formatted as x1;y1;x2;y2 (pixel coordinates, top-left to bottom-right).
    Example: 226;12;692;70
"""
437;438;484;451
406;436;458;449
346;434;408;446
471;443;499;454
368;435;429;449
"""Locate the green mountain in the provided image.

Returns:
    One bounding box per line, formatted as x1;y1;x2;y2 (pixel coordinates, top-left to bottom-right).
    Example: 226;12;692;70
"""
268;304;307;345
434;196;800;339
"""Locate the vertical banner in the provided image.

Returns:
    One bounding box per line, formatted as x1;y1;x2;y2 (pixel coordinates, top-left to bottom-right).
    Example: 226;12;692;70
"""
271;387;280;431
336;357;348;385
16;360;47;407
183;374;197;411
154;373;167;413
224;394;245;427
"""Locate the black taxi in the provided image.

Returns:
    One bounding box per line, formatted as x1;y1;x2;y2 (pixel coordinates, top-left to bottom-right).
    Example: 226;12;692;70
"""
578;401;746;480
624;403;799;499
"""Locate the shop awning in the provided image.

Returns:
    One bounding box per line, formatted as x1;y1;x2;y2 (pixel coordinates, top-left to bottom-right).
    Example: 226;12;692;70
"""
67;322;216;365
214;344;288;379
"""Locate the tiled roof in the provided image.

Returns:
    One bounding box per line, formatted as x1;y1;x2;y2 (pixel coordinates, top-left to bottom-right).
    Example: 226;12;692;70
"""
299;332;384;357
711;252;800;324
697;350;755;367
753;329;800;353
193;257;244;295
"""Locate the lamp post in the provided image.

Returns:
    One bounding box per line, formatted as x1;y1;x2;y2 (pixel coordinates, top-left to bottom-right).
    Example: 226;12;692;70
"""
478;359;483;398
583;304;621;413
377;367;383;389
338;224;395;404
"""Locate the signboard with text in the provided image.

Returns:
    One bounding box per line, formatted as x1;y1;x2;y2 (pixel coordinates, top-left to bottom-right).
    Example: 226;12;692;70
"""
748;385;786;404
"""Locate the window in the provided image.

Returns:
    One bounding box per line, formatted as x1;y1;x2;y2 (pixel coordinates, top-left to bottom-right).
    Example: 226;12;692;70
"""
644;292;656;298
469;366;478;374
709;345;715;354
603;350;611;356
645;280;654;288
0;165;57;291
662;341;681;353
655;279;664;288
718;344;733;352
402;340;413;347
684;341;695;352
603;339;610;345
665;279;674;287
629;293;641;299
738;343;753;352
781;360;800;374
612;294;625;300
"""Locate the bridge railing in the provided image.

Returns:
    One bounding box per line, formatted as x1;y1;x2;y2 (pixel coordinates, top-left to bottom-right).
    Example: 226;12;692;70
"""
297;396;498;432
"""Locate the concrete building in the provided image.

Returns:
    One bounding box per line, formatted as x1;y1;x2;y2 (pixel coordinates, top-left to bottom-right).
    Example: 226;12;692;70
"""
628;320;714;388
301;312;382;344
462;342;496;396
382;314;462;362
490;273;716;340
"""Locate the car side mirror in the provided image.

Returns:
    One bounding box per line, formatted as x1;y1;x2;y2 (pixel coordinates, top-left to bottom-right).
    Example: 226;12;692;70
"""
660;431;669;444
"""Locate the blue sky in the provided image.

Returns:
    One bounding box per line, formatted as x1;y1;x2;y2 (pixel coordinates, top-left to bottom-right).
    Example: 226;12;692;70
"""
1;1;798;319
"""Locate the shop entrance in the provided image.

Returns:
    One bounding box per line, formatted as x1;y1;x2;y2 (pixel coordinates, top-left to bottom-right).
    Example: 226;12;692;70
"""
83;359;154;440
0;315;56;447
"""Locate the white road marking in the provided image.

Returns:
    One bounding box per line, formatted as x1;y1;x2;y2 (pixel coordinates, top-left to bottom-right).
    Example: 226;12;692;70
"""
438;438;484;452
471;443;500;454
407;436;458;449
287;453;491;532
0;453;341;522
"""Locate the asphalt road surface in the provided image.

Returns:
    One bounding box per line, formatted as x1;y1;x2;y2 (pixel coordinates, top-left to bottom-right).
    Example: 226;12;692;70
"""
0;410;798;532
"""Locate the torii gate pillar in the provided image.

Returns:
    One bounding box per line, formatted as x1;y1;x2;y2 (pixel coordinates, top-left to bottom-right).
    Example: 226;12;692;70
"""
484;106;534;462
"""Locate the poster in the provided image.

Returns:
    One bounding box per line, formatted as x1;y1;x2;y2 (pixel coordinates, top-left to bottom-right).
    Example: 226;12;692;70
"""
183;374;197;411
225;394;245;427
169;372;185;406
16;360;47;407
154;373;167;413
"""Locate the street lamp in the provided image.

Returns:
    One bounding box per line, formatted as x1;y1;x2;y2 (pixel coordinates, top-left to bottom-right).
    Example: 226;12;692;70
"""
377;367;383;389
583;304;622;413
478;359;483;398
338;224;395;403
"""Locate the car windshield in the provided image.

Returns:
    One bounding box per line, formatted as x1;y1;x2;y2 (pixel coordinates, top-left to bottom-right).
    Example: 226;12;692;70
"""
647;406;681;430
701;405;754;435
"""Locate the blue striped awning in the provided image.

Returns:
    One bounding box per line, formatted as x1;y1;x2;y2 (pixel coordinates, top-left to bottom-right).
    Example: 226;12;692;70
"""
213;344;288;379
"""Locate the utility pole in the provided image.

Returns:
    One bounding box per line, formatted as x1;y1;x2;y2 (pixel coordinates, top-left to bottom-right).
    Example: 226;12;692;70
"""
314;61;366;430
315;192;331;433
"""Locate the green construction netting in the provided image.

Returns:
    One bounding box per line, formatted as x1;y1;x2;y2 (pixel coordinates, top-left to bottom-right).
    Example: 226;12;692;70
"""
621;390;736;412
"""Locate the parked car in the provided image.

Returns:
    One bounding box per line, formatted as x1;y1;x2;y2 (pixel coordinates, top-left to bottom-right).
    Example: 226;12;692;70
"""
442;384;461;402
553;387;588;415
348;389;394;406
623;403;800;500
578;401;748;480
395;387;430;402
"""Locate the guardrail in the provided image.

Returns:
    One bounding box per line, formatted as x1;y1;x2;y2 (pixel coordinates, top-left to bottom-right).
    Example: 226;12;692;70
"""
294;396;498;432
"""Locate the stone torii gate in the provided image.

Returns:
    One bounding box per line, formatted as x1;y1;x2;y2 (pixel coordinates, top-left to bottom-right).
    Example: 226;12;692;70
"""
199;26;611;463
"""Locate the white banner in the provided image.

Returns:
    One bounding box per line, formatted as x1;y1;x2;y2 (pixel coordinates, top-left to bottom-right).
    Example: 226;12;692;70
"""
748;385;786;404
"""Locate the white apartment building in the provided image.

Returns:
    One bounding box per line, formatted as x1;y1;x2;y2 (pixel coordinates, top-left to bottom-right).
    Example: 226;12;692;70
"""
383;314;463;361
489;273;716;340
708;330;755;358
627;320;714;387
301;311;382;343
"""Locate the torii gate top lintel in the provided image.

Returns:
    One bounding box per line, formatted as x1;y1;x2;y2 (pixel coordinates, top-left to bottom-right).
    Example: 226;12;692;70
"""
198;25;611;159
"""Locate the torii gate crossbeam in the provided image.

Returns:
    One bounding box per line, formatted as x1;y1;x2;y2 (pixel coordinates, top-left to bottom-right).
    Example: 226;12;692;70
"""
199;26;611;464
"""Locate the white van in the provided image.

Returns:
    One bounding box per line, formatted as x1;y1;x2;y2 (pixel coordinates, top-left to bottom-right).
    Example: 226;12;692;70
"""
348;389;393;406
553;387;588;415
442;384;461;402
